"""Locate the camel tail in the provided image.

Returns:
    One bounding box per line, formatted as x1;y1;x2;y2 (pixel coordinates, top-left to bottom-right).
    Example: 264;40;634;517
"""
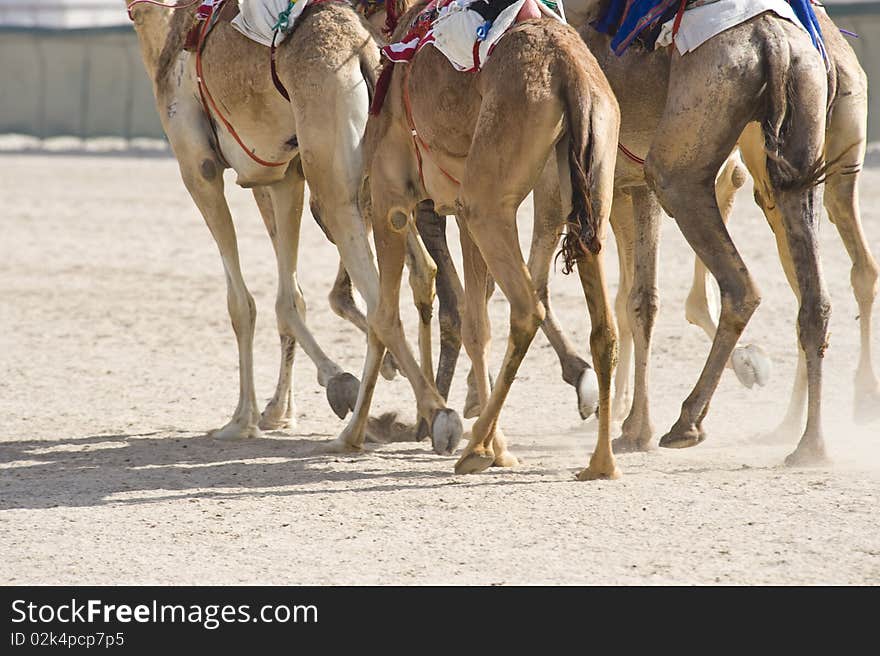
558;60;601;275
762;34;835;191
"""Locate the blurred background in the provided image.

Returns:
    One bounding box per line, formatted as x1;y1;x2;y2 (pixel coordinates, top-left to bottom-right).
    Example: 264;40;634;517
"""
0;0;877;145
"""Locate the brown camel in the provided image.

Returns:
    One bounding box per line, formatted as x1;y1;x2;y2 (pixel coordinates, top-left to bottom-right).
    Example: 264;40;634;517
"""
678;6;879;434
128;0;448;448
571;5;833;466
460;3;876;445
558;2;877;449
415;2;836;464
363;2;622;478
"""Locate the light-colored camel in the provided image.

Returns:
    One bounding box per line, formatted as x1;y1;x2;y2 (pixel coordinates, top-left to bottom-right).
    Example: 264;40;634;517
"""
128;0;446;447
363;2;622;478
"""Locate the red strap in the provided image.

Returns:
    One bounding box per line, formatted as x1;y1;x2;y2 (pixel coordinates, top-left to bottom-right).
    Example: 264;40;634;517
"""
672;0;687;41
194;4;288;167
270;33;291;102
401;65;460;188
618;142;645;166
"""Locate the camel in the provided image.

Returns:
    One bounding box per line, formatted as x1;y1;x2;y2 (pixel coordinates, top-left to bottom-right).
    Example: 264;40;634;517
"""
363;1;622;478
556;1;878;445
403;1;836;464
564;2;834;465
127;0;449;449
677;7;879;434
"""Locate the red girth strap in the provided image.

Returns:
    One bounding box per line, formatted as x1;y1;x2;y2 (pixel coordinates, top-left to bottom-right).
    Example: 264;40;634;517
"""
618;142;645;166
672;0;688;41
401;65;461;189
269;32;291;101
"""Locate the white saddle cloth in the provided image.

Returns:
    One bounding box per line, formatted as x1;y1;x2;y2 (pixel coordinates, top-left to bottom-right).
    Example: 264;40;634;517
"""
655;0;808;54
231;0;313;47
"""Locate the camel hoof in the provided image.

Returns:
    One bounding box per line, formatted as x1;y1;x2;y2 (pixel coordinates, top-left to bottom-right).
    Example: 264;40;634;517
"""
577;368;600;420
314;436;363;455
731;344;771;389
784;441;829;467
854;385;880;425
431;409;463;455
463;372;493;419
380;352;398;381
576;464;621;481
659;425;705;449
208;419;261;439
463;390;481;419
326;372;360;419
454;450;495;475
612;436;654;454
492;450;519;468
259;403;292;430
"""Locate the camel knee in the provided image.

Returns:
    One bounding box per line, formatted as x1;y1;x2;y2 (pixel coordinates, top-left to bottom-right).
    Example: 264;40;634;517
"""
627;286;659;339
590;323;619;377
229;289;256;336
501;298;544;388
275;288;305;337
720;282;761;333
797;293;831;358
852;259;879;307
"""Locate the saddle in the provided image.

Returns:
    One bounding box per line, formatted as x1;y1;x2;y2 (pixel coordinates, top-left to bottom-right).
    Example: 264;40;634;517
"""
184;0;240;51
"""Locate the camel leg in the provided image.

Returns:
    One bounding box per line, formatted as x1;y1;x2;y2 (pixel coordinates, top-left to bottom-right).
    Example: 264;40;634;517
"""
366;129;462;454
462;277;497;419
685;153;772;389
328;261;398;381
614;188;661;452
253;176;352;428
773;183;831;465
739;117;831;464
645;73;762;449
530;158;599;420
178;148;260;438
370;202;461;454
405;225;438;386
565;126;620;481
415;203;464;401
822;91;880;424
575;249;619;480
609;191;634;421
453;122;550;474
454;211;542;474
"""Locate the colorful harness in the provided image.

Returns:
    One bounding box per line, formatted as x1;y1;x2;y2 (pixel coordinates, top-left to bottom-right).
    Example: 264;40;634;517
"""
127;0;339;168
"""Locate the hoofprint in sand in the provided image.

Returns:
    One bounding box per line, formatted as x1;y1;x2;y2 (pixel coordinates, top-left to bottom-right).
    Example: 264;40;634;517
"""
0;154;878;584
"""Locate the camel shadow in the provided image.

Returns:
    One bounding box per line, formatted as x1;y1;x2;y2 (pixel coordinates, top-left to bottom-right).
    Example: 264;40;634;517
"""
0;430;552;511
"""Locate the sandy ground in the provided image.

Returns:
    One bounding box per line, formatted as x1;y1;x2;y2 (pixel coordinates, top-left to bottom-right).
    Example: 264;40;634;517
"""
1;153;878;585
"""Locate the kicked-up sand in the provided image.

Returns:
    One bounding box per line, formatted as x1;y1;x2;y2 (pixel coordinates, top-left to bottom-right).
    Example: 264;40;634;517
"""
0;152;878;584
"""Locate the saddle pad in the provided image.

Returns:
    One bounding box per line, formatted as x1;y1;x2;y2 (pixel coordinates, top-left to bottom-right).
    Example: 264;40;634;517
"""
231;0;313;47
383;0;563;72
655;0;808;54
